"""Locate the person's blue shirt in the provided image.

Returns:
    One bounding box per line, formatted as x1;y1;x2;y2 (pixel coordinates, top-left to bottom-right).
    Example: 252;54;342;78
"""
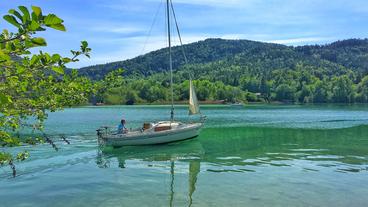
118;123;125;134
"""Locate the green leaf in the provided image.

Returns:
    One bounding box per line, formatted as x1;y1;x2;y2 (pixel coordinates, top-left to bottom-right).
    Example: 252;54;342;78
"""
0;152;12;165
0;94;8;104
5;42;16;51
31;37;47;46
2;29;9;36
81;40;88;48
44;14;63;25
18;6;30;23
16;151;29;161
16;66;26;74
43;14;65;31
0;93;11;105
52;66;64;74
44;53;51;62
51;54;61;62
80;40;90;53
48;23;66;31
3;15;21;28
36;27;46;31
31;6;42;16
30;55;39;66
31;12;38;22
8;9;23;22
62;57;71;63
0;50;10;62
24;39;34;48
29;20;40;30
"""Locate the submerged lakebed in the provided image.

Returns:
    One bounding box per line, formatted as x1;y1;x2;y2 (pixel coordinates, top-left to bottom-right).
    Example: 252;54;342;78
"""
1;104;368;207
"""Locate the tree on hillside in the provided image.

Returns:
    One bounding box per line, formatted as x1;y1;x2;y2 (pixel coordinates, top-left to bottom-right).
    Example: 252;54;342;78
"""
355;75;368;102
275;84;295;102
330;75;354;103
0;6;92;176
297;85;312;103
240;76;260;93
93;69;125;104
312;79;330;103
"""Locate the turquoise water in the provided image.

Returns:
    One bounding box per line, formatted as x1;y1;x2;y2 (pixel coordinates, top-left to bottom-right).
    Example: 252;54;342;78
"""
1;104;368;207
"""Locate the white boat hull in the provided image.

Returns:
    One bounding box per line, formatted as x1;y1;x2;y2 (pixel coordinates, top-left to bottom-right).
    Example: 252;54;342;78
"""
98;122;203;147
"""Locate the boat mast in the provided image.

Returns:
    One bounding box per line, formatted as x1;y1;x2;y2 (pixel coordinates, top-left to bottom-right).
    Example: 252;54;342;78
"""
167;0;174;122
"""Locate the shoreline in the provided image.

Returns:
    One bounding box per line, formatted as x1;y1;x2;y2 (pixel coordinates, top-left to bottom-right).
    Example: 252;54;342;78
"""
88;102;368;107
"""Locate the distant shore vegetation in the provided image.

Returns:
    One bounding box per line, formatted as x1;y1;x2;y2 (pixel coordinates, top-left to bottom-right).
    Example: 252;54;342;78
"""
83;38;368;105
93;67;368;105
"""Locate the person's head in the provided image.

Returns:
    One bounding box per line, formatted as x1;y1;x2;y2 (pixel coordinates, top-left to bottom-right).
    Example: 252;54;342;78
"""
121;119;126;125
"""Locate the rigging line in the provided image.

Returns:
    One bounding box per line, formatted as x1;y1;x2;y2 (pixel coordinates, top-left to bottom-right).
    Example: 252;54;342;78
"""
140;0;164;55
170;0;188;64
167;0;174;122
170;0;193;80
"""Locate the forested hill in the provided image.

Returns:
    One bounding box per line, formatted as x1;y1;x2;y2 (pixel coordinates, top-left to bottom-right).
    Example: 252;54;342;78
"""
84;38;368;104
79;38;285;79
296;39;368;73
78;38;368;80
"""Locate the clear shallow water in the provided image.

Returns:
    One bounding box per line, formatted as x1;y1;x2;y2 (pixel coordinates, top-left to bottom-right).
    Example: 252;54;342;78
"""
1;104;368;207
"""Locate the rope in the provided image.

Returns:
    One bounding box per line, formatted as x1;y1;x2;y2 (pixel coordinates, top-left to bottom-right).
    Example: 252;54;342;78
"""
170;0;193;80
166;0;175;122
170;0;188;64
140;0;164;55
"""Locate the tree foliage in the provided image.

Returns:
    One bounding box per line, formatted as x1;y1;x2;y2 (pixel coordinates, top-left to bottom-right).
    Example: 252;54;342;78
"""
87;38;368;105
95;66;368;105
0;6;92;174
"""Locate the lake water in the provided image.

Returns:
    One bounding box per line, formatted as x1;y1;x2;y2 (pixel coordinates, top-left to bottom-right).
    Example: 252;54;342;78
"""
1;104;368;207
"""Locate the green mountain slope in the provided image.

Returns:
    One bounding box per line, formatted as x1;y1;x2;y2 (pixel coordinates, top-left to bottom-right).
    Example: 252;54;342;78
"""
296;39;368;73
78;38;368;80
83;38;368;104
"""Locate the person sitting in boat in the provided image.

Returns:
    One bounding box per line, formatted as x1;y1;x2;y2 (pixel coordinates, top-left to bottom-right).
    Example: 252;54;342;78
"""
117;119;128;134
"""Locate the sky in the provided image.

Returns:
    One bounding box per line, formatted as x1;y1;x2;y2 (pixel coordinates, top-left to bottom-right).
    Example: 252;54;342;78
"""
1;0;368;68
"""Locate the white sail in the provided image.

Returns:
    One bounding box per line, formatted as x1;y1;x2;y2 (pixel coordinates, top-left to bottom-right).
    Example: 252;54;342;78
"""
189;79;200;115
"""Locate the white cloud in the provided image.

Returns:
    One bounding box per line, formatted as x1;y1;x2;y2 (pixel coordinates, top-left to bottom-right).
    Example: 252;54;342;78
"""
210;34;332;45
90;25;145;34
100;2;151;12
219;33;270;40
72;34;210;67
170;0;250;7
267;37;330;45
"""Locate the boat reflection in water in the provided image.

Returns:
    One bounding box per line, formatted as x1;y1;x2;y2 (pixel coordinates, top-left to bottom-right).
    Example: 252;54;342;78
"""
97;139;204;207
95;125;368;206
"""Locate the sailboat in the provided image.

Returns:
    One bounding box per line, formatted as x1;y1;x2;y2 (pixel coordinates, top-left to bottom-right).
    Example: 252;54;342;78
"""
97;0;205;147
